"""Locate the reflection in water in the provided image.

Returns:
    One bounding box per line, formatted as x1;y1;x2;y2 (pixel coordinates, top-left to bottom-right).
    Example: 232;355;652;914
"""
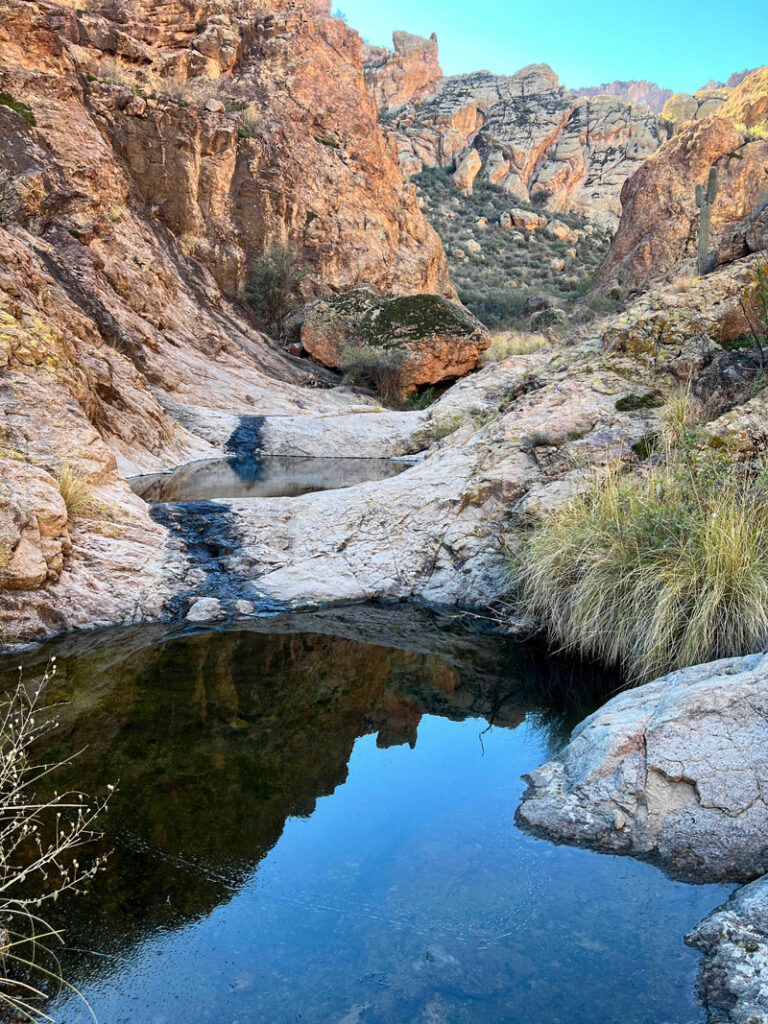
0;606;729;1024
130;455;408;504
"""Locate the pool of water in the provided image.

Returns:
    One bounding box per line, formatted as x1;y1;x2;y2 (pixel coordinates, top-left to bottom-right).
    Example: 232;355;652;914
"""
0;605;730;1024
130;456;408;504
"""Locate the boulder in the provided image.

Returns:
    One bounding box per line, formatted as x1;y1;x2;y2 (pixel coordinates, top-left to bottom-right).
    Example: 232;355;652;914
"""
686;875;768;1024
517;652;768;883
300;290;490;390
0;460;70;592
509;208;548;232
548;219;573;241
523;294;555;317
453;149;482;195
186;596;226;622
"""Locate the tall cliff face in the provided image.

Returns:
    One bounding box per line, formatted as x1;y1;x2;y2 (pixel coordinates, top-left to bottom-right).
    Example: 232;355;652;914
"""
54;0;450;299
0;0;452;633
597;67;768;290
367;48;669;231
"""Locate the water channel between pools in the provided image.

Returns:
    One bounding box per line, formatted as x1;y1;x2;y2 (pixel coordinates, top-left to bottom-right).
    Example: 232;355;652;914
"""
0;604;731;1024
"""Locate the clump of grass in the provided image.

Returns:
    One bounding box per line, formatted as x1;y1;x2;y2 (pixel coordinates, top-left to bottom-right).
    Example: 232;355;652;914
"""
57;466;96;519
658;387;699;448
340;344;407;405
514;408;768;682
56;466;118;523
483;332;547;363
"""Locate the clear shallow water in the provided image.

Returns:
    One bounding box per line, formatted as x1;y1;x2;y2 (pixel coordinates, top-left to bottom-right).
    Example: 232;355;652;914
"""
0;606;730;1024
130;456;408;504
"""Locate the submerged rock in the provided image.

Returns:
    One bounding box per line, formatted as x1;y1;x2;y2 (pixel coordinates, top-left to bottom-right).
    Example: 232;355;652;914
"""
686;875;768;1024
186;597;226;623
517;653;768;883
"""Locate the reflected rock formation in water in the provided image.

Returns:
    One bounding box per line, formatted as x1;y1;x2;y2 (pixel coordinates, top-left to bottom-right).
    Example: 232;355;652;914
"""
0;605;613;955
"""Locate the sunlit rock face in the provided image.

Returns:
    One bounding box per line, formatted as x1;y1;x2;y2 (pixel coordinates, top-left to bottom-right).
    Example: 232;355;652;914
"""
366;46;669;231
363;31;442;113
0;0;455;638
597;67;768;290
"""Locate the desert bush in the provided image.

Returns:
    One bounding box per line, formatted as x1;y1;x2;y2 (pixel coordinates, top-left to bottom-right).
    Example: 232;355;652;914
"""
245;245;305;327
340;344;407;404
483;332;547;363
514;413;768;681
414;168;611;330
0;670;111;1020
460;287;530;330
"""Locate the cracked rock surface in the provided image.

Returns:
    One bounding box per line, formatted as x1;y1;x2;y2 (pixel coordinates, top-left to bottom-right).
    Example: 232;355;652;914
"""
517;653;768;884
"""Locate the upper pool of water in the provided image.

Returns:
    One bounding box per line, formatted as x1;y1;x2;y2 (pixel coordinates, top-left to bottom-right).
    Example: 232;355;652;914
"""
130;455;408;503
0;606;730;1024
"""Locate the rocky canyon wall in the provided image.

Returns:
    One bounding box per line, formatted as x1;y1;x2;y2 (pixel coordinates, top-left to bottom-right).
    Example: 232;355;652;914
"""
0;0;452;637
365;43;670;231
597;66;768;290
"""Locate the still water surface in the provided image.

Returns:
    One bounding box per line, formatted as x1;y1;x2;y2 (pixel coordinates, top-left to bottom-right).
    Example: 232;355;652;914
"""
130;456;408;504
1;606;730;1024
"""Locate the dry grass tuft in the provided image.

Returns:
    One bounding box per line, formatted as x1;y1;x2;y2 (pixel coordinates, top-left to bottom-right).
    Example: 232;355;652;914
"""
57;466;118;523
483;332;548;363
513;398;768;681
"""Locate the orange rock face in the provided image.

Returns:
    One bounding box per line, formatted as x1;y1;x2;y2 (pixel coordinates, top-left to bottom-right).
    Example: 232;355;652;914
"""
368;55;669;231
598;68;768;290
363;31;442;113
0;0;455;629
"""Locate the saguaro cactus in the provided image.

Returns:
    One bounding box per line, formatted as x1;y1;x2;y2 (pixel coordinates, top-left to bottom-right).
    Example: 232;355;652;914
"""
695;166;718;275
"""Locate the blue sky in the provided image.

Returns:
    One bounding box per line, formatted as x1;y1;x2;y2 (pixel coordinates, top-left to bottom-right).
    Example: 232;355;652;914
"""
337;1;765;93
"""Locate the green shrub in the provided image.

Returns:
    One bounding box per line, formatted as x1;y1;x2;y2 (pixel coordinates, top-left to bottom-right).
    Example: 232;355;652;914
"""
0;92;35;127
245;245;306;327
406;386;436;410
514;425;768;681
340;344;407;405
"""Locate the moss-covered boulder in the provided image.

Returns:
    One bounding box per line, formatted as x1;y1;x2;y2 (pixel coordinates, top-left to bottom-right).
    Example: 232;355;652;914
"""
300;290;490;391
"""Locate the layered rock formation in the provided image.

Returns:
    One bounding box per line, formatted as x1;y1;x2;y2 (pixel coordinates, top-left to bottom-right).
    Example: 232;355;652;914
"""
366;50;669;230
597;67;768;290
